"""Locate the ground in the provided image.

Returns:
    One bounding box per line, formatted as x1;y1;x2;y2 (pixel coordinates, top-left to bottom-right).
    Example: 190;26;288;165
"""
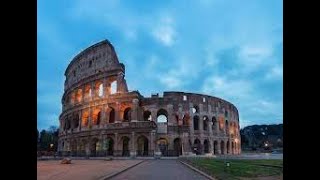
37;159;142;180
110;160;208;180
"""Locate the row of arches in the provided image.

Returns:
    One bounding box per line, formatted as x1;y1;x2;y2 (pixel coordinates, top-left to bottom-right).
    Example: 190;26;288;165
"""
193;138;239;155
65;80;117;105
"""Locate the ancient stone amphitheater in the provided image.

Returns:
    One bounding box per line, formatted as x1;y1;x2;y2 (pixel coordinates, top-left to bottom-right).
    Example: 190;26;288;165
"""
58;40;241;157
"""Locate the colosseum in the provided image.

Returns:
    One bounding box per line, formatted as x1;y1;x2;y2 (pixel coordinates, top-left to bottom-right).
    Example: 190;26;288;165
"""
58;39;241;157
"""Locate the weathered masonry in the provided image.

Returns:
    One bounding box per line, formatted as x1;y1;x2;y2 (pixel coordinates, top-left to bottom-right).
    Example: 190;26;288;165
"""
58;40;241;157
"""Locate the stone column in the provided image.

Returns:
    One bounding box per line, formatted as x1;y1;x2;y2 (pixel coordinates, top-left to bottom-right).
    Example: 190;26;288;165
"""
101;105;106;126
189;103;194;134
208;105;212;115
151;109;157;122
82;85;85;102
130;132;136;157
114;133;119;156
102;78;106;98
167;104;174;125
217;140;221;154
150;131;155;152
131;99;139;122
90;82;95;100
209;139;213;154
78;110;82;131
88;107;93;128
115;102;121;123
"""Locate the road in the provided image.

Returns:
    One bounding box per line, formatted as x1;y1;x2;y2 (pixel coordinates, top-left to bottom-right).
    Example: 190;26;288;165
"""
110;160;209;180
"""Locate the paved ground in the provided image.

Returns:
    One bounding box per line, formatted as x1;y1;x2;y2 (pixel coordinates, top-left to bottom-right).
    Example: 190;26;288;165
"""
37;159;142;180
110;160;209;180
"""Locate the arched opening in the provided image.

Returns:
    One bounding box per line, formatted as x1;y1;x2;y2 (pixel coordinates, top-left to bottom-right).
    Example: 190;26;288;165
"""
84;85;91;100
70;92;75;104
227;140;230;154
204;139;209;153
213;141;218;155
193;139;201;155
98;84;103;97
221;141;225;155
123;107;132;121
212;116;217;130
173;138;182;156
182;113;190;125
82;111;89;127
193;116;199;130
110;81;117;94
122;136;130;156
92;109;101;125
73;114;79;129
71;140;77;155
106;137;114;156
226;120;229;133
192;105;199;114
203;116;208;131
175;115;179;124
157;109;168;123
90;138;99;157
109;108;115;123
76;89;82;103
65;118;71;130
137;136;149;156
143;111;152;121
157;138;168;156
225;110;228;118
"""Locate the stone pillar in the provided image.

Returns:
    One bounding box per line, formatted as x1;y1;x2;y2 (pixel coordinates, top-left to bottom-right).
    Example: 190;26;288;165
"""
131;99;139;122
115;102;121;123
217;140;221;154
208;120;213;135
90;82;95;100
209;139;213;154
151;109;157;122
78;110;82;131
189;103;194;134
150;131;155;152
82;85;85;102
114;133;119;155
208;105;212;115
101;105;106;126
167;104;174;125
85;140;90;157
88;107;93;127
130;132;136;157
102;78;106;97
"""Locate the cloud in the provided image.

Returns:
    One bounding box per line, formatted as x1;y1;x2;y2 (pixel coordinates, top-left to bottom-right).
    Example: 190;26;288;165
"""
265;65;283;80
152;16;176;46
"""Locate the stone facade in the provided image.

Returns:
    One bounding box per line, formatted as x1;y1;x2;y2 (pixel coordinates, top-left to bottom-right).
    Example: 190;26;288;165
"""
58;40;241;157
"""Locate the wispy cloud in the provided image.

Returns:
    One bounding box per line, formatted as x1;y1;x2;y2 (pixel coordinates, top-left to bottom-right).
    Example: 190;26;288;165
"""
265;65;283;80
152;16;176;46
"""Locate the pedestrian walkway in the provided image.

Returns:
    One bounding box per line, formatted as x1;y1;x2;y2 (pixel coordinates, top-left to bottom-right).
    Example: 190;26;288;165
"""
37;159;142;180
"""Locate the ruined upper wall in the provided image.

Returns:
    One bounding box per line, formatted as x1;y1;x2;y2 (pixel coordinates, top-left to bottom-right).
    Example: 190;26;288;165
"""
141;91;239;122
64;40;124;90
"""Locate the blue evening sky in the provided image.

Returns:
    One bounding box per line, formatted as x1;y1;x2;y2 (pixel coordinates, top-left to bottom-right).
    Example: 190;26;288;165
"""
37;0;283;131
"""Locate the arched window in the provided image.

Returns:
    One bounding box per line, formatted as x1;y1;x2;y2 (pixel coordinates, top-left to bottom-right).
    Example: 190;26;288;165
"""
98;84;103;97
193;116;199;130
192;105;199;114
157;109;168;123
111;81;117;94
203;116;208;131
109;108;115;123
92;109;101;125
182;113;190;125
123;107;132;121
82;111;89;127
225;110;228;118
76;89;82;102
143;111;152;121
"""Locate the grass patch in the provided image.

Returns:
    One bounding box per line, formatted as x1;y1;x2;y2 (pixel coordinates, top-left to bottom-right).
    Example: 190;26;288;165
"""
182;158;283;180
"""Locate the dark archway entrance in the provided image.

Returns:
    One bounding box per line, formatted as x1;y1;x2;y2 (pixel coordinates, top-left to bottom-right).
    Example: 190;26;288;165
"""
106;137;114;156
204;139;209;153
137;136;149;156
173;138;182;156
158;138;168;156
194;139;201;155
122;137;130;156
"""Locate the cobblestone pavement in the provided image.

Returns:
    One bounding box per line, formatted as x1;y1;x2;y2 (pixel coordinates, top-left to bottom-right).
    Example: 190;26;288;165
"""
110;160;209;180
37;159;142;180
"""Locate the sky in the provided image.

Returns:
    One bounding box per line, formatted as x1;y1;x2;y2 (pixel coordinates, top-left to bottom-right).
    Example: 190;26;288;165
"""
37;0;283;131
